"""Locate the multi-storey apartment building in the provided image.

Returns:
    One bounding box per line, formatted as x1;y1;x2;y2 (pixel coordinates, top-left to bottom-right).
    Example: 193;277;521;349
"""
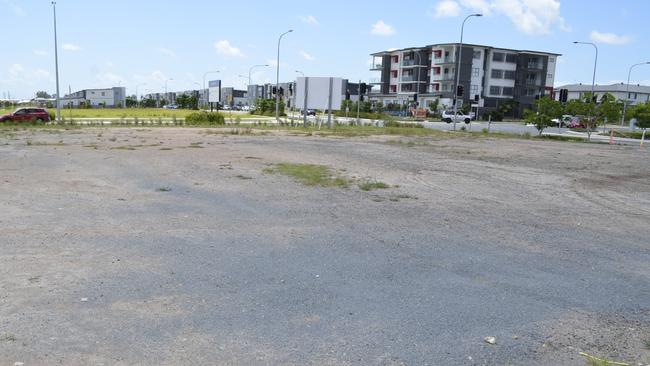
369;43;560;117
61;87;126;108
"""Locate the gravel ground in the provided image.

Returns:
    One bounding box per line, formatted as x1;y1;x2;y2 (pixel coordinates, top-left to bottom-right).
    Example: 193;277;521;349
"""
1;127;649;366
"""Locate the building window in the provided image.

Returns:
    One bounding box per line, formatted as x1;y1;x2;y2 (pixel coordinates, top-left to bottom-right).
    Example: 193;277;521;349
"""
472;68;480;77
490;86;501;95
629;92;637;99
391;70;398;78
504;70;516;80
433;67;441;75
101;92;105;96
492;52;505;62
444;68;449;74
390;85;397;93
505;54;517;63
473;50;481;59
549;57;555;63
442;84;449;91
502;87;514;96
547;73;553;79
491;69;504;79
470;84;479;96
392;56;399;63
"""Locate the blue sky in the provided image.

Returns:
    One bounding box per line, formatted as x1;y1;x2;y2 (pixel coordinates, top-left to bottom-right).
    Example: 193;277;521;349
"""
1;0;649;99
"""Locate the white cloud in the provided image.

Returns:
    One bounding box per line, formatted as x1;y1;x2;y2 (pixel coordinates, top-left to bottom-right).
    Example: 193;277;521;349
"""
590;31;632;45
63;43;81;52
491;0;568;35
95;72;124;86
299;14;319;26
433;0;461;17
371;20;395;36
34;69;50;78
151;70;169;83
9;63;24;76
157;47;176;57
214;40;245;57
300;51;316;61
2;0;25;16
266;59;288;68
33;49;48;57
431;0;568;35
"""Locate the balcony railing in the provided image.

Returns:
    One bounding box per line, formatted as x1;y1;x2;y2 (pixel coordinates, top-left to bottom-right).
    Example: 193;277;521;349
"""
526;79;542;86
432;74;455;81
434;56;455;64
400;75;418;82
370;63;383;70
369;77;383;84
527;63;543;70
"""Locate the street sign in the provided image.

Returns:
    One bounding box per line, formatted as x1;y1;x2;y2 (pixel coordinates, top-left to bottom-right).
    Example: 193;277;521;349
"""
208;80;221;103
295;77;344;111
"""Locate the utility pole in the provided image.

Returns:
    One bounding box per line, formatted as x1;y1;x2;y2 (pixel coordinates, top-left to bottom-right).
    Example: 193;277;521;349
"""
357;79;362;126
621;62;650;126
275;29;293;124
52;1;61;122
452;14;482;131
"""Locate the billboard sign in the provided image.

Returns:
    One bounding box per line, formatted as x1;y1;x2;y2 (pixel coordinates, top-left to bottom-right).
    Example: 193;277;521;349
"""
295;77;344;111
208;80;221;103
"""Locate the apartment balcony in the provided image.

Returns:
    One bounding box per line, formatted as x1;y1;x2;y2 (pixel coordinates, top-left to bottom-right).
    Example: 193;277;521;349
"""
526;79;542;86
401;59;428;68
369;63;384;71
433;56;455;64
432;74;455;82
369;77;384;85
527;63;543;70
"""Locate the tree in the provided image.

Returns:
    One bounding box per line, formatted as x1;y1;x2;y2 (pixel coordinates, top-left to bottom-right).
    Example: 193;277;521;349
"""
523;96;563;135
564;92;597;140
629;101;650;129
428;99;439;112
125;96;137;108
596;93;622;128
141;98;156;108
35;91;51;99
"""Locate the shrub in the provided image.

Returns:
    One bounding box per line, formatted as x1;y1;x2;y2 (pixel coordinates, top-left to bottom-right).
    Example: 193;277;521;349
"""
184;112;225;125
48;111;56;121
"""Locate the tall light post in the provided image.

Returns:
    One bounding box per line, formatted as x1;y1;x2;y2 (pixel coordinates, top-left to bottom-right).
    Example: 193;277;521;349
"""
248;64;269;87
164;78;173;105
51;1;61;122
295;70;305;77
276;29;293;123
573;41;598;133
202;70;219;109
621;61;650;125
452;13;482;131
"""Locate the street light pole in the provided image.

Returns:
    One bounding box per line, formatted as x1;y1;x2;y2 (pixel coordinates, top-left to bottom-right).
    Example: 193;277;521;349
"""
51;1;61;122
276;29;293;123
573;41;598;135
452;13;482;131
164;78;173;106
621;61;650;125
248;64;269;87
202;70;220;109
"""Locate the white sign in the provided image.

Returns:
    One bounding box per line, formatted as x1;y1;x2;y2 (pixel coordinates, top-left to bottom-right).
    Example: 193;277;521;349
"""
295;77;344;111
208;80;221;103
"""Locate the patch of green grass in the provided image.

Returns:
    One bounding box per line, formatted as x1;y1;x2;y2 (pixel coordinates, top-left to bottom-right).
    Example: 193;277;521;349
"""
644;339;650;350
358;180;391;191
111;146;137;150
159;147;173;151
265;163;350;187
580;352;629;366
156;187;172;192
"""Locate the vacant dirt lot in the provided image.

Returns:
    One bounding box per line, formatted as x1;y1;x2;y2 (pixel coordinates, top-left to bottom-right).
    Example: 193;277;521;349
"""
1;128;649;365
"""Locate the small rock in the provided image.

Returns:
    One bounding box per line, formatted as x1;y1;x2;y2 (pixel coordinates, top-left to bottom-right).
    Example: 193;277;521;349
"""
484;336;496;345
15;362;24;366
80;298;88;302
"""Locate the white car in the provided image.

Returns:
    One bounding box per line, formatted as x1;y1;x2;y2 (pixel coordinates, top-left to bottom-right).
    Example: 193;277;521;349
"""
241;105;250;112
441;110;471;124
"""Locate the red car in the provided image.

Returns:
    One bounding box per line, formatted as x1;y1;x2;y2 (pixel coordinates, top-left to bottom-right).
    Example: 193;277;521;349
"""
0;108;51;123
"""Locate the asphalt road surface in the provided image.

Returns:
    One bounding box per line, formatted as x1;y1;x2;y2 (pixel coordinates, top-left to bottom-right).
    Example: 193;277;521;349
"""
1;128;649;365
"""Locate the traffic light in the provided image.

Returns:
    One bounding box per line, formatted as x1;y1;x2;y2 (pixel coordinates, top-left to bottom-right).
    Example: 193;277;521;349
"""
279;87;284;96
360;83;367;95
456;85;464;97
559;88;568;103
345;89;350;100
288;83;293;94
474;94;479;102
413;93;418;102
272;86;277;95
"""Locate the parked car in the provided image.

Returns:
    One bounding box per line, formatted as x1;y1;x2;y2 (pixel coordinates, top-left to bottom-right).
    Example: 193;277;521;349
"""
241;105;250;112
0;108;50;123
552;115;577;127
441;110;471;124
163;104;178;109
300;109;317;116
